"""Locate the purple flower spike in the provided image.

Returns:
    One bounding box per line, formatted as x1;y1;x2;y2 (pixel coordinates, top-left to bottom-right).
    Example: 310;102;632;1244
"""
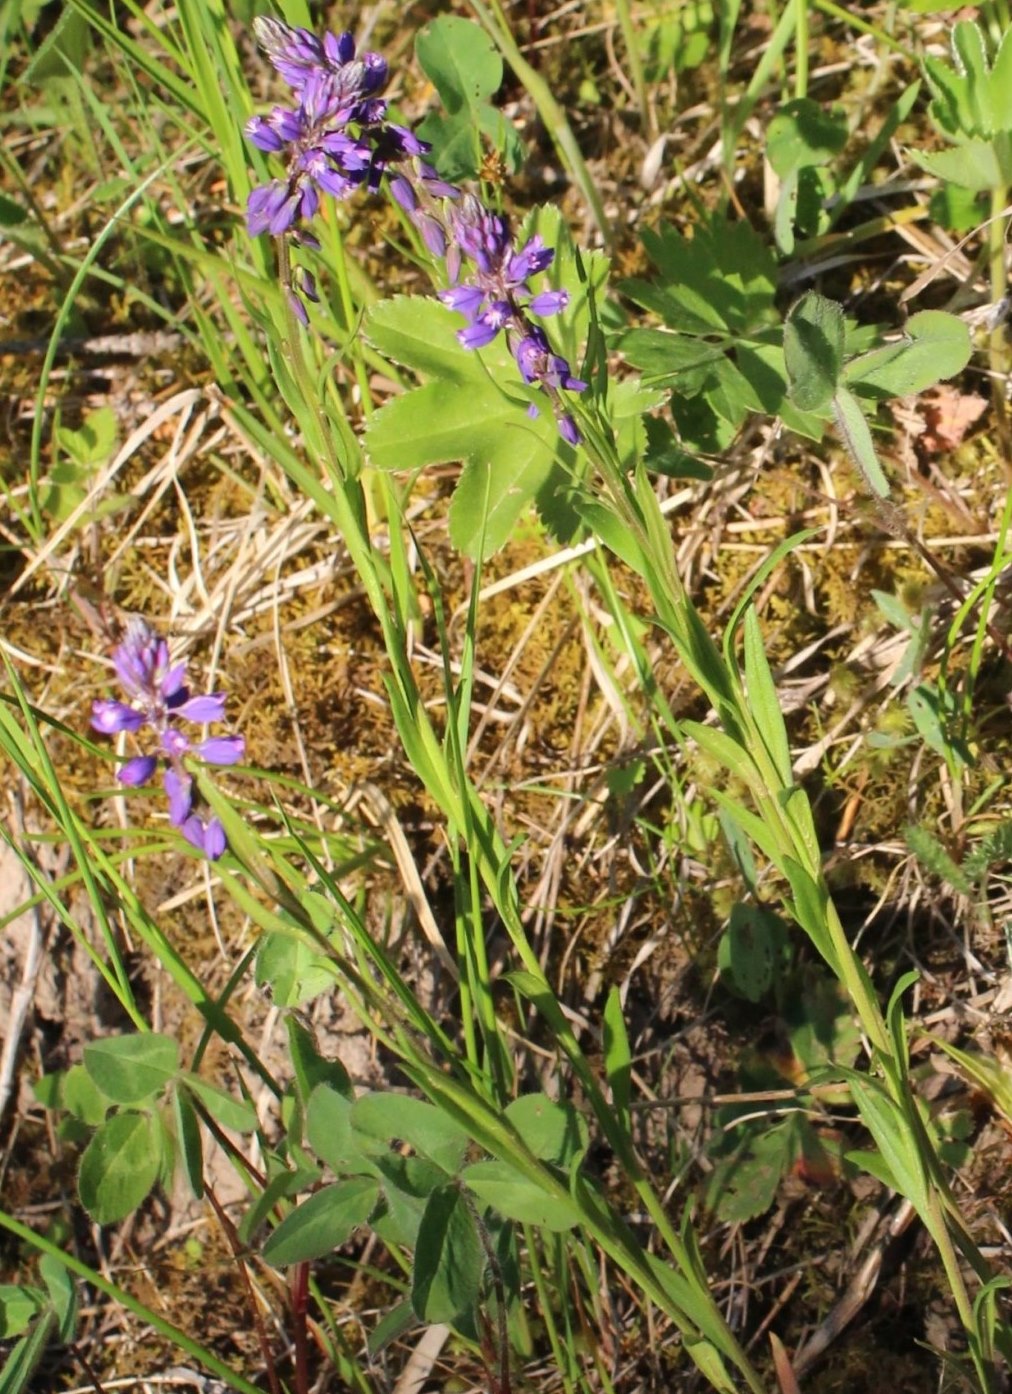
91;617;243;860
245;17;417;242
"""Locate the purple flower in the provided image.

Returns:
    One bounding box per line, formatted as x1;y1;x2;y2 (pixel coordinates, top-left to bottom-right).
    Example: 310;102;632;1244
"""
245;18;422;246
440;197;567;341
91;618;244;860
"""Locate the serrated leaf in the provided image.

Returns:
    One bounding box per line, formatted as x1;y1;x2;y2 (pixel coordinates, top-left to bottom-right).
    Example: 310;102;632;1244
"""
913;139;1009;192
262;1178;378;1265
78;1112;161;1223
784;292;845;411
83;1034;178;1105
412;1184;484;1325
613;327;726;382
364;295;474;382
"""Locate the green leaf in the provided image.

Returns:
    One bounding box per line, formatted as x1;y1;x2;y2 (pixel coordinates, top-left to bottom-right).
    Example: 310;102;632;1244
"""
412;1184;485;1325
914;138;1010;192
415;16;502;114
414;17;507;180
742;606;792;784
368;1299;419;1357
681;721;759;789
239;1164;321;1246
83;1033;178;1105
180;1075;257;1133
78;1112;161;1223
631;217;777;335
447;422;564;558
0;195;28;227
372;1154;448;1248
38;1257;75;1344
706;1117;797;1223
504;1094;587;1166
255;931;334;1007
61;1064;112;1125
0;1308;56;1394
461;1160;579;1230
365;296;474;383
351;1093;470;1174
306;1084;381;1176
262;1178;379;1266
603;988;632;1128
845;311;971;398
718;904;789;1002
172;1085;204;1200
767;98;847;177
287;1017;352;1105
0;1288;45;1339
831;387;890;499
783;292;845;412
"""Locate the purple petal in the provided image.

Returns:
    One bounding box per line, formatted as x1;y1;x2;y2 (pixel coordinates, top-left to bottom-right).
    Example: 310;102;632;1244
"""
118;754;158;787
92;699;146;735
323;30;356;65
458;318;501;350
161;726;191;760
558;414;581;446
164;768;193;826
414;212;446;258
528;290;569;317
438;284;485;318
299;269;319;303
245;116;285;153
176;693;227;723
161;662;188;699
196;735;245;766
181;814;226;860
288;290;309;326
202;818;227;860
389;174;416;212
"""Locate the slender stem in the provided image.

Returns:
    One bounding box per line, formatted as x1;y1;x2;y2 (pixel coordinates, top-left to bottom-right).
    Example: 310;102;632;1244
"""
466;0;612;247
793;0;809;98
612;0;653;135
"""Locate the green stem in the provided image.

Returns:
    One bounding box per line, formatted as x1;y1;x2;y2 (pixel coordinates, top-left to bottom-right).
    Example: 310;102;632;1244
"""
465;0;612;248
794;0;809;98
613;0;653;135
